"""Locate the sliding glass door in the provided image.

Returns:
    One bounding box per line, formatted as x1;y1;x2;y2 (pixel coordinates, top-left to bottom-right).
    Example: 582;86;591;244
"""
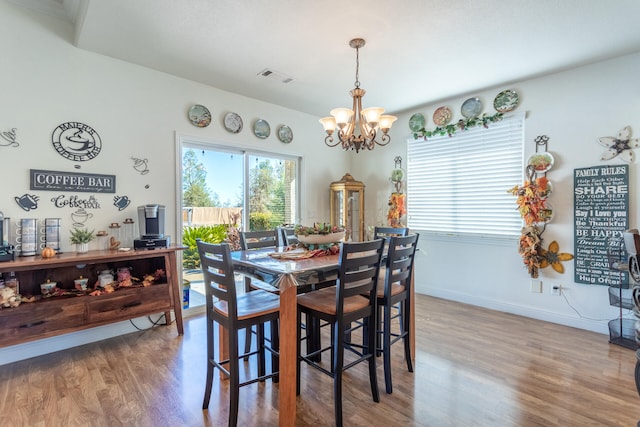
178;138;299;310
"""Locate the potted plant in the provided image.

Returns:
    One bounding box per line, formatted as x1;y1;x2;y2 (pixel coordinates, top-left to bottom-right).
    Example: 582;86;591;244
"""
69;228;95;253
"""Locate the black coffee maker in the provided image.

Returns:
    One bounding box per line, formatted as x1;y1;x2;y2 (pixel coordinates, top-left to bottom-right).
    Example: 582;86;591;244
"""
133;204;170;249
0;211;16;261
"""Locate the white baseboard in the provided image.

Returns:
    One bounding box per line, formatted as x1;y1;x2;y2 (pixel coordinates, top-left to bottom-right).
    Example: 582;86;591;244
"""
421;289;610;335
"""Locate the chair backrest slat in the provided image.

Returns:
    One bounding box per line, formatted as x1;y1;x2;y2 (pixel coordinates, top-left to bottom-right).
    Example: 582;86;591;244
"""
373;226;409;241
240;230;277;250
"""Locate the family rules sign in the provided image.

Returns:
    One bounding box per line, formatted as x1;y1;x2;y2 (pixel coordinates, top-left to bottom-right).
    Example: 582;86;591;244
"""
574;164;629;285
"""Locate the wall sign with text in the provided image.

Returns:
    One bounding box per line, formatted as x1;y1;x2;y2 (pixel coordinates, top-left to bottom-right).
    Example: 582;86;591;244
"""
51;122;102;161
574;164;629;285
30;169;116;193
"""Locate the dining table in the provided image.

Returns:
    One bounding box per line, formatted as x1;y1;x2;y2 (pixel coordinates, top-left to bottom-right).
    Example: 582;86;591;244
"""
229;246;415;427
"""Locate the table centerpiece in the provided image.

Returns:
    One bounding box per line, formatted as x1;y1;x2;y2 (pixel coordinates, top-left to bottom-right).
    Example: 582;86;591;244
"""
294;223;346;249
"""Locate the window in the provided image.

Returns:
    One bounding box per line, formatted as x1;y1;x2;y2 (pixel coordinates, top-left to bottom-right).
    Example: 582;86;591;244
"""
177;137;300;311
406;112;524;239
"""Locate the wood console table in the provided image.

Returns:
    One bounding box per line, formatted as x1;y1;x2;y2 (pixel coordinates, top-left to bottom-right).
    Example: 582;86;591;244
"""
0;246;184;348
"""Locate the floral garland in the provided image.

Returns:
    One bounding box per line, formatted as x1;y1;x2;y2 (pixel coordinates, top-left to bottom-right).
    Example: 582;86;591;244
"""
507;176;551;226
387;192;406;227
412;112;503;140
519;226;542;278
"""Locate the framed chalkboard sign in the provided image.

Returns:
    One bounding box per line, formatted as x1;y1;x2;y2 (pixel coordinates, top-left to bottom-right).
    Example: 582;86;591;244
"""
574;164;629;285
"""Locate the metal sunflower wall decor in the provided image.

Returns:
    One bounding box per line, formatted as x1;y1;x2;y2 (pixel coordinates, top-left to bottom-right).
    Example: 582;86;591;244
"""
598;125;639;163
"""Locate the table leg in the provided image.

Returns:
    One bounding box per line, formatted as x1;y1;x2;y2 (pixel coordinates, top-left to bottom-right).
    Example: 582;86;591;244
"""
278;273;297;427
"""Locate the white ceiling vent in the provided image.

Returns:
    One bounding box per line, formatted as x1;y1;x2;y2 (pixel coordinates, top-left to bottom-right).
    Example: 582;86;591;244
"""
257;68;293;84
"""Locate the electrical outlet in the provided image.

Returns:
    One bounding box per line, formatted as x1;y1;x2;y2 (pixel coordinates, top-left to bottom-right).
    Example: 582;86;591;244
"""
530;280;542;293
551;285;562;296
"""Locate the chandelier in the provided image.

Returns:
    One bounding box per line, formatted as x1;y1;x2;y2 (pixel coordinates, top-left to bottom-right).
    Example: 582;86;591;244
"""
319;38;397;153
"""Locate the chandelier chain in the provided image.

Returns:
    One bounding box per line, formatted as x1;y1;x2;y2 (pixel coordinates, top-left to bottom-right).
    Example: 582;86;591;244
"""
354;45;360;89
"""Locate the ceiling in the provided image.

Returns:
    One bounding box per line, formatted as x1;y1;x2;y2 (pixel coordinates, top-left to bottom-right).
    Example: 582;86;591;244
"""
16;0;640;117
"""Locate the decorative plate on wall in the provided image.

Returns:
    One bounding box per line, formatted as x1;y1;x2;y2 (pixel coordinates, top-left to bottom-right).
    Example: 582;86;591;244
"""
253;119;271;139
461;97;482;119
223;112;243;133
493;89;519;113
278;125;293;143
432;106;452;126
527;152;554;173
408;113;425;132
188;104;211;127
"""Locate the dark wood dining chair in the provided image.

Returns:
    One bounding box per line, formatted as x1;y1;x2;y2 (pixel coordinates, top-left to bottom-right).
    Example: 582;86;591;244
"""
276;226;299;247
239;230;279;358
296;239;385;427
377;233;419;394
373;226;409;241
197;240;280;427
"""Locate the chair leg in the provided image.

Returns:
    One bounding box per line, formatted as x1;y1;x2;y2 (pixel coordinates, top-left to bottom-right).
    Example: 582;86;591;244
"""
257;323;266;380
243;327;252;361
229;324;240;427
202;318;215;409
306;313;321;362
243;278;252;361
366;316;380;402
402;300;414;373
383;303;393;394
376;305;383;357
270;319;279;383
333;320;345;427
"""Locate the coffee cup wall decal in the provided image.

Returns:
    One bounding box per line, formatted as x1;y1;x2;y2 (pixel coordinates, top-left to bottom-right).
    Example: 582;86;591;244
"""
131;156;149;175
1;128;18;147
15;193;39;211
114;195;131;211
71;208;93;227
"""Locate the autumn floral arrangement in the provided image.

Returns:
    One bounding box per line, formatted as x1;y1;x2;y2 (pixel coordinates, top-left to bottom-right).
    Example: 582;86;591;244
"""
507;175;551;226
508;163;572;277
387;156;407;228
387;192;406;228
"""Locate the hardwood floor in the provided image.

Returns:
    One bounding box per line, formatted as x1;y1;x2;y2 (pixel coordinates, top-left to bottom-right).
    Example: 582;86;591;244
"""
1;294;638;426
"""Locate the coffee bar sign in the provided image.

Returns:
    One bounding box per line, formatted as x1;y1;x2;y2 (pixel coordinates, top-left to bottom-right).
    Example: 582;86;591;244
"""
574;164;629;285
30;169;116;193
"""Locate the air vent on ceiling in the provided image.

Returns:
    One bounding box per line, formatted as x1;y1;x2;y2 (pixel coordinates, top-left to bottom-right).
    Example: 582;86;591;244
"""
258;68;293;84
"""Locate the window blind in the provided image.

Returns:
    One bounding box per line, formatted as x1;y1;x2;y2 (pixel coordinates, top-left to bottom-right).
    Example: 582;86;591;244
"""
406;112;524;238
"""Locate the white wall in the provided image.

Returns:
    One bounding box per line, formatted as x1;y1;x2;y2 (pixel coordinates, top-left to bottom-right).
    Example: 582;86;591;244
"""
0;2;350;364
354;51;640;335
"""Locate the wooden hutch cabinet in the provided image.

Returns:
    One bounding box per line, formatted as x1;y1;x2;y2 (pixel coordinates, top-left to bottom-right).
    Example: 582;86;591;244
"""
0;247;184;348
330;173;365;242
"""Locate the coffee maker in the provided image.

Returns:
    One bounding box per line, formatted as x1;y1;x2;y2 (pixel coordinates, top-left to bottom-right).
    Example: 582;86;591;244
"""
0;211;16;261
133;204;170;249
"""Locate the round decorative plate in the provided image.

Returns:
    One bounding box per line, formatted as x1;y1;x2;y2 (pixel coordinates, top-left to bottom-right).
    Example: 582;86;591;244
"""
253;119;270;139
493;89;519;113
535;201;554;225
408;113;426;132
527;151;554;173
432;106;452;126
461;97;482;119
278;125;293;143
223;112;243;133
188;104;211;127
